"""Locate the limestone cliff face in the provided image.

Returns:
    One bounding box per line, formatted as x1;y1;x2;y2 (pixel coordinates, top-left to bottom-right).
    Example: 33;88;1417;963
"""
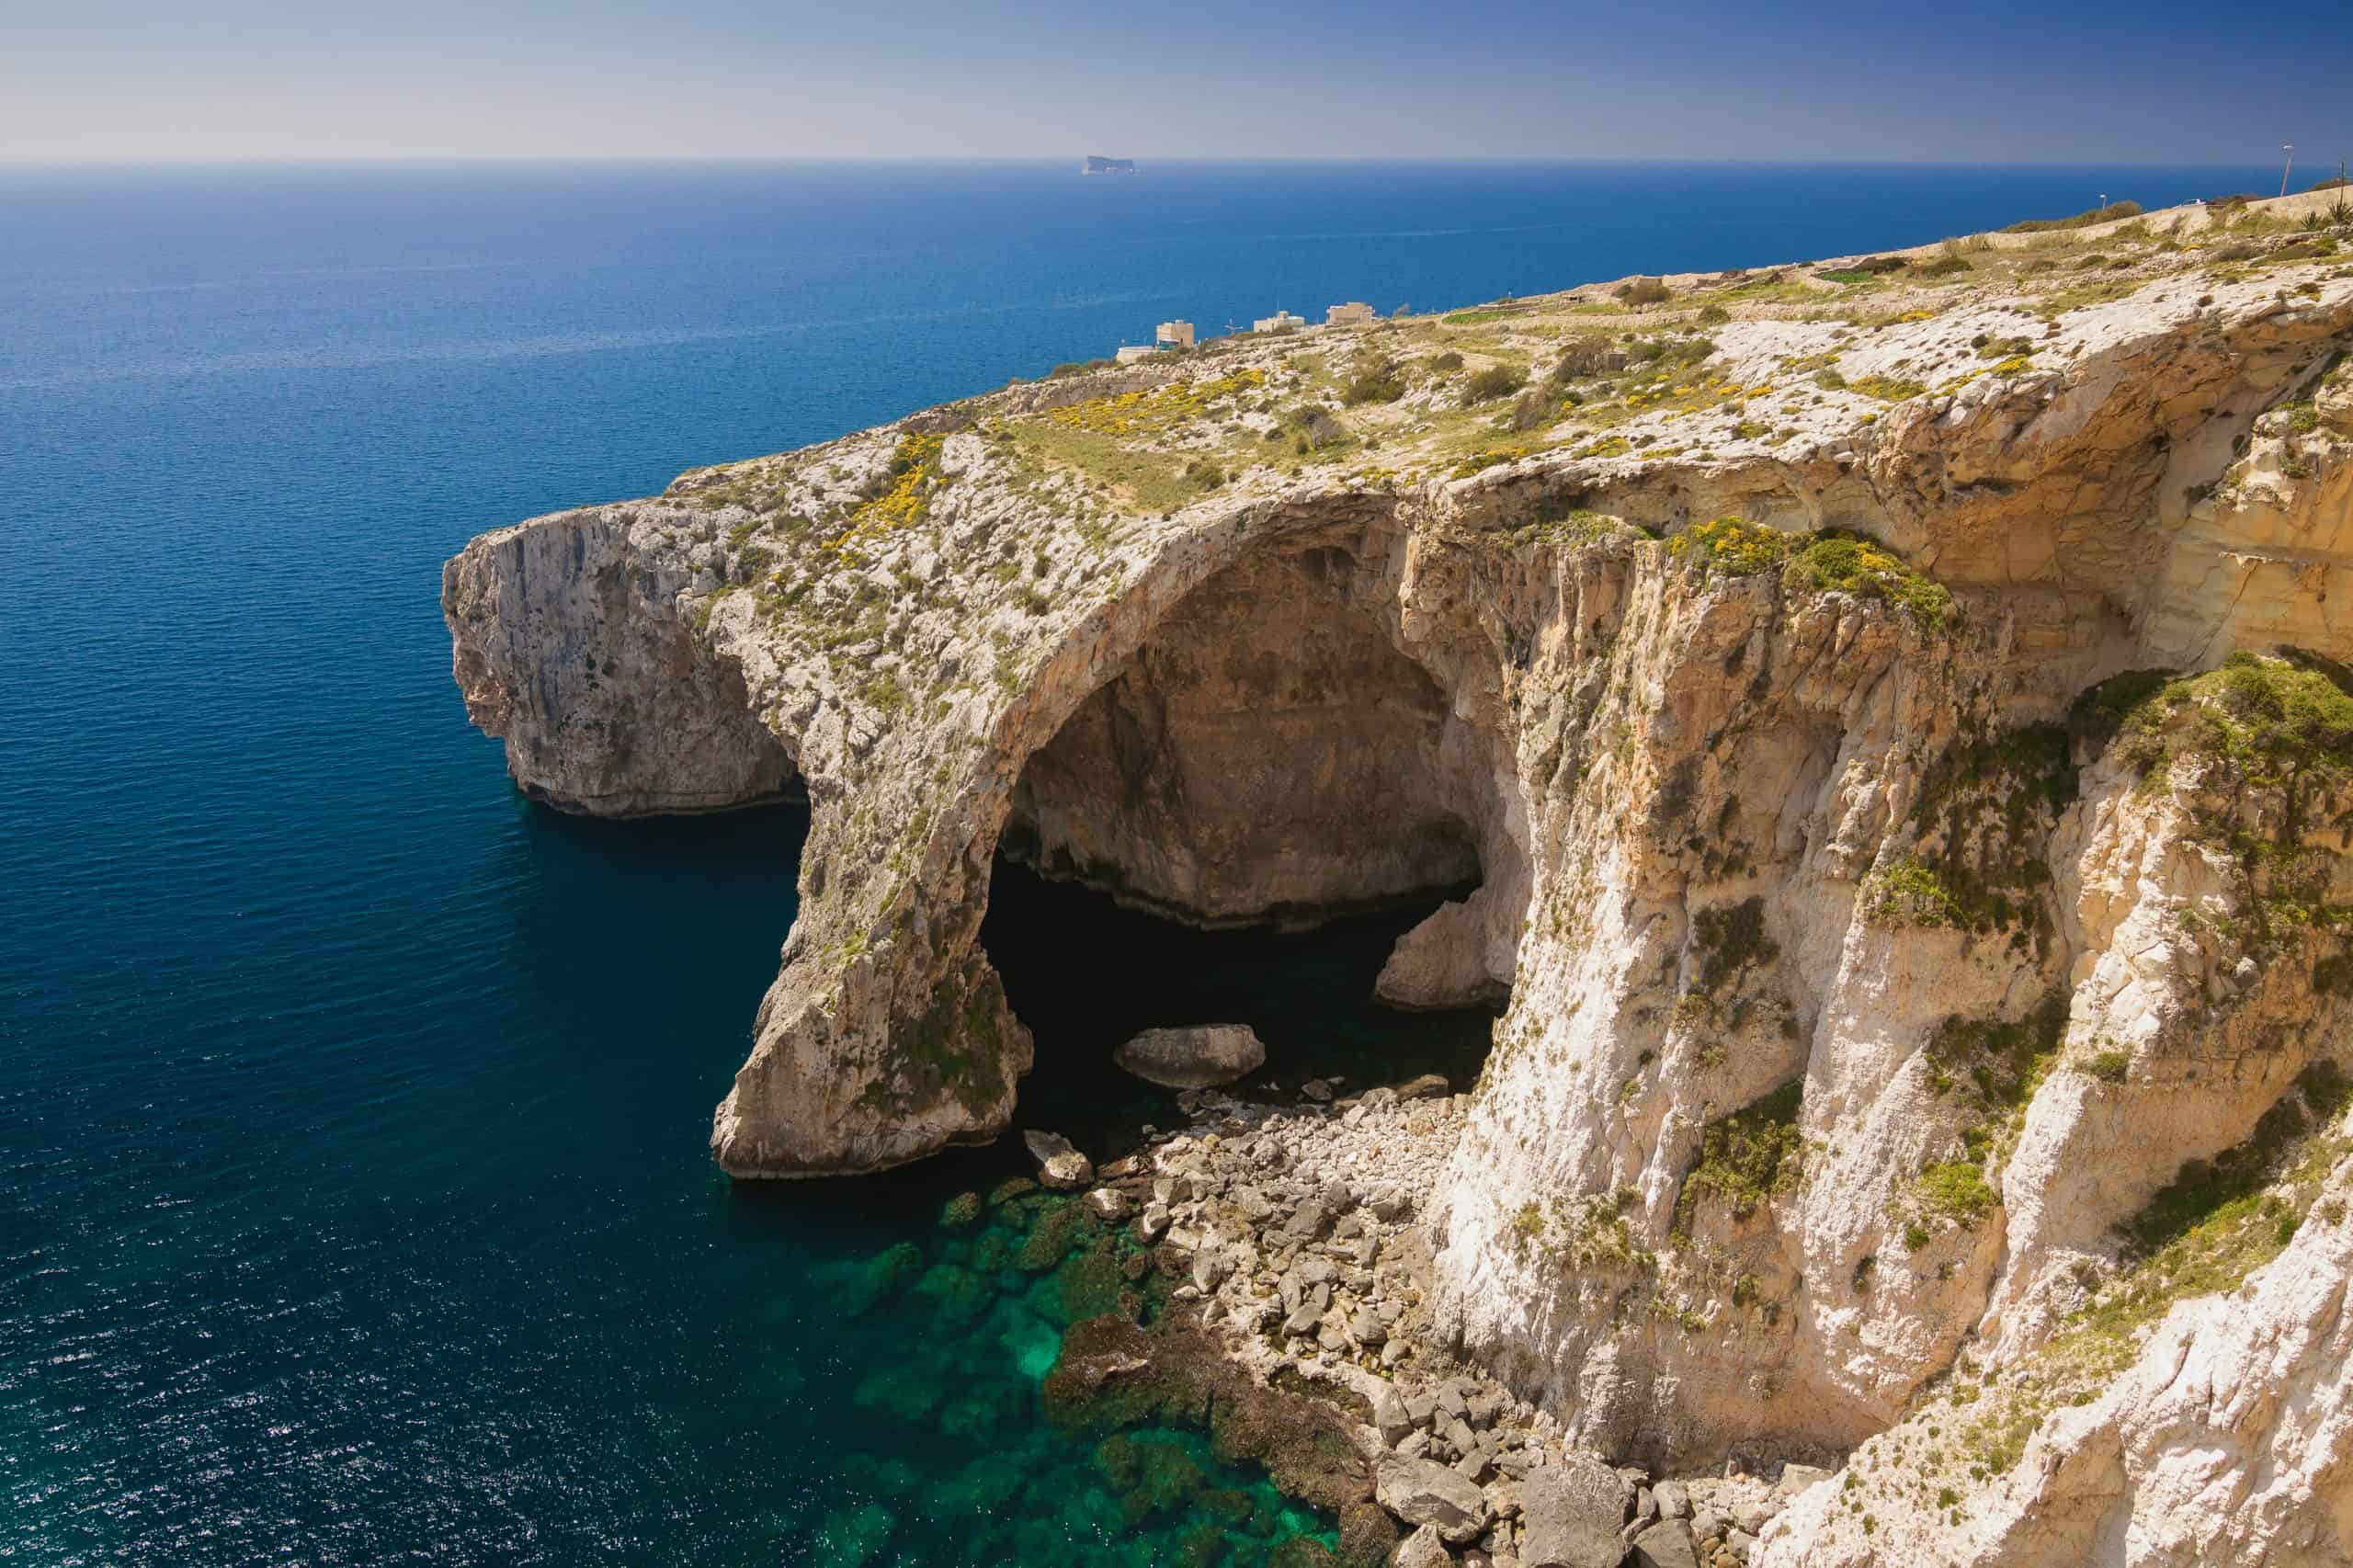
443;509;797;815
449;193;2353;1554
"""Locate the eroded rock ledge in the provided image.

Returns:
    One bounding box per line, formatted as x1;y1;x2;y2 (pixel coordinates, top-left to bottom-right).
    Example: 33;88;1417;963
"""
449;187;2353;1563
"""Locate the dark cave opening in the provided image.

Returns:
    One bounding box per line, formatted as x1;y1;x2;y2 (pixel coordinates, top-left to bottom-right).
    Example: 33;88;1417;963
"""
979;856;1498;1160
974;532;1514;1157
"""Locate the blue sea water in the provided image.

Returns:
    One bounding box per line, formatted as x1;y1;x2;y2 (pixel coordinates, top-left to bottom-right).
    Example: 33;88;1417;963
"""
0;159;2288;1565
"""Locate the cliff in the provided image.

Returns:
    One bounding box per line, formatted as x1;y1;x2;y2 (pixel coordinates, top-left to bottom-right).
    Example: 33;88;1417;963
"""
447;187;2353;1562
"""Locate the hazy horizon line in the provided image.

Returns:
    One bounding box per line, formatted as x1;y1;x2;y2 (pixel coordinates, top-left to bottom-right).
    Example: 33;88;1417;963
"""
0;153;2294;172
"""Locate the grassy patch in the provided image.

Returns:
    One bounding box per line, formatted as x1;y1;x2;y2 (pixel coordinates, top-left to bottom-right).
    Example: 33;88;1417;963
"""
1789;531;1958;631
1667;516;1799;576
1669;518;1955;632
1849;374;1927;403
2003;199;2143;233
1916;1159;1997;1226
1009;420;1201;513
2058;1062;2353;1358
829;431;947;554
1883;723;2075;951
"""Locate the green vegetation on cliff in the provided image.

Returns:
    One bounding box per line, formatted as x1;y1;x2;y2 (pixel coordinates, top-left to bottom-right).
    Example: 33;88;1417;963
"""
1675;1078;1806;1237
1668;517;1955;631
2084;650;2353;791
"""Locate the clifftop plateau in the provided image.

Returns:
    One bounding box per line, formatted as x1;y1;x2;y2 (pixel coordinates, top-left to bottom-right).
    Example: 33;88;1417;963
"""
448;184;2353;1565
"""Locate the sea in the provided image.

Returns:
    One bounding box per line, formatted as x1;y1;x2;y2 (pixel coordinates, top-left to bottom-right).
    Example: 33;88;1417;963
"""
0;159;2288;1565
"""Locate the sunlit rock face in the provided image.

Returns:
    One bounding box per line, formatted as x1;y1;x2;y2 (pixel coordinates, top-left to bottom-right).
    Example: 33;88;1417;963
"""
449;189;2353;1562
1005;541;1483;929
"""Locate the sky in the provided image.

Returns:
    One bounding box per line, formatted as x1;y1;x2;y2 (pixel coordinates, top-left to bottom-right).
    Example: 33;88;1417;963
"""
3;0;2347;165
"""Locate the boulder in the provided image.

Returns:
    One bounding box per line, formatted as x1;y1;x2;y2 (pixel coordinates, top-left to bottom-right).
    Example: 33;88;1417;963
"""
1373;1383;1416;1447
1085;1187;1131;1221
1774;1463;1834;1499
1375;897;1507;1010
1112;1024;1267;1089
1518;1452;1631;1568
1629;1519;1699;1568
1393;1523;1454;1568
1375;1454;1493;1545
1394;1073;1451;1102
1653;1481;1690;1520
1022;1129;1093;1189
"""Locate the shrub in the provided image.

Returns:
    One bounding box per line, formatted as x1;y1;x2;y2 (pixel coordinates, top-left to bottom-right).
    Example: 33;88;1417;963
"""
2085;650;2353;787
1184;459;1225;490
2085;1049;2130;1085
1667;516;1799;576
2003;199;2143;233
1289;405;1348;449
1428;350;1464;373
1915;255;1973;278
1627;335;1716;368
1340;358;1405;405
1614;277;1671;306
1463;364;1527;403
1552;333;1618;381
1867;855;1970;927
1502;390;1556;432
1918;1159;1997;1226
1676;1080;1806;1232
1696;303;1732;324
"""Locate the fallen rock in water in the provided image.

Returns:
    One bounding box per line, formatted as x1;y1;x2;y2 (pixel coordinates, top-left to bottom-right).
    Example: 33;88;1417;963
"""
1375;1453;1492;1544
1394;1074;1450;1102
1112;1024;1267;1089
1023;1129;1093;1189
1518;1452;1631;1568
1085;1187;1131;1222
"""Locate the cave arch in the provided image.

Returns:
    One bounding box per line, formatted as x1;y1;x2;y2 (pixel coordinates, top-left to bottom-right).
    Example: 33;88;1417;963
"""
982;522;1523;1106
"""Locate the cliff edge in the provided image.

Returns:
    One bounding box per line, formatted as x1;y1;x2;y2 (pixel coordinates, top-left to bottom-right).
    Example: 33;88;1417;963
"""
448;187;2353;1563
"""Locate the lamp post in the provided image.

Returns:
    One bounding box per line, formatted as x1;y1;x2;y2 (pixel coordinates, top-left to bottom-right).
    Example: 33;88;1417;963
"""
2282;144;2296;199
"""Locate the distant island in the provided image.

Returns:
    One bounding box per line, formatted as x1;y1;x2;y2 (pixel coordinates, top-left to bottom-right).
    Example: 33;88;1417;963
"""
1080;155;1135;176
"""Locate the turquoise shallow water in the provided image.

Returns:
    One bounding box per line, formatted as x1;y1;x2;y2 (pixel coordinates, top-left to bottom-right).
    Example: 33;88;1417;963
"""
0;159;2290;1564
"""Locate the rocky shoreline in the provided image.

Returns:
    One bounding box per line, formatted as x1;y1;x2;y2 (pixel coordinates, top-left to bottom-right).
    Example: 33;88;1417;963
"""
1037;1069;1825;1567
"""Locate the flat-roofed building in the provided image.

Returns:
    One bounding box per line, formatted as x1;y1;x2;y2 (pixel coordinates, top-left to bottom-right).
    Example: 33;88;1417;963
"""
1252;310;1305;334
1155;320;1195;349
1325;301;1375;325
